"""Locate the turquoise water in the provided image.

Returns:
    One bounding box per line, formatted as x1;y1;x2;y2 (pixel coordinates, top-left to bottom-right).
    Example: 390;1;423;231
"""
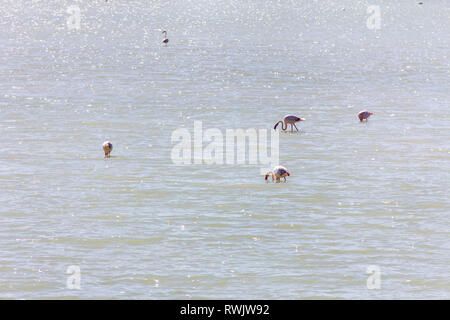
0;0;449;299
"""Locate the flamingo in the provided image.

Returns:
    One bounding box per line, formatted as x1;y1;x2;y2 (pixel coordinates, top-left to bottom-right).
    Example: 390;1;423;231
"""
161;30;169;44
274;115;306;132
265;166;290;183
103;141;113;158
358;110;374;122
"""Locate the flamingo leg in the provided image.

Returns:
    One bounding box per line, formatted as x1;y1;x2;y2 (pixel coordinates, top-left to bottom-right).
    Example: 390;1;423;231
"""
290;124;294;132
293;123;299;131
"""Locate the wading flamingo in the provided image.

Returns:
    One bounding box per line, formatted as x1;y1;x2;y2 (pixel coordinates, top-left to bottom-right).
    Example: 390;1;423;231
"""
265;166;290;183
274;115;306;132
358;110;374;122
103;141;113;158
161;31;169;44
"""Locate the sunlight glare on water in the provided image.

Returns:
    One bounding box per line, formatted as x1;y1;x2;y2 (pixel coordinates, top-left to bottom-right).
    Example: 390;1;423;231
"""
0;0;449;299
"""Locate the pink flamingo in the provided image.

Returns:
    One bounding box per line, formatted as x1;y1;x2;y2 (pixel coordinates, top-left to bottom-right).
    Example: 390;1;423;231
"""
274;115;306;132
162;31;169;44
102;141;113;158
358;110;374;122
265;166;290;183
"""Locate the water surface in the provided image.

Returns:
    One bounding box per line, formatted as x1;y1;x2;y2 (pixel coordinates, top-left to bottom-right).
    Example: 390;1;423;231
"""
0;0;449;299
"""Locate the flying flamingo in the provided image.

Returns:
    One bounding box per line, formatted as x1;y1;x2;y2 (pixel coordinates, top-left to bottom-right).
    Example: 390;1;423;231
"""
358;110;374;122
161;30;169;44
274;115;306;132
103;141;113;158
265;166;290;183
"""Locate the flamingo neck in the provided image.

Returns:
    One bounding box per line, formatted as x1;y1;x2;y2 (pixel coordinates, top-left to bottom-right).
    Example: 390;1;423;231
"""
265;171;275;181
274;121;286;130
